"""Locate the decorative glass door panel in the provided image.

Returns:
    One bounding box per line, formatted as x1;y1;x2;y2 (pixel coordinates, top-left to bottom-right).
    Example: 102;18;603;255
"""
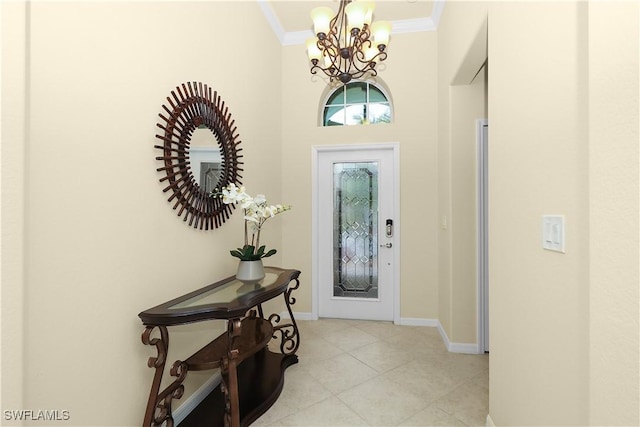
333;162;379;299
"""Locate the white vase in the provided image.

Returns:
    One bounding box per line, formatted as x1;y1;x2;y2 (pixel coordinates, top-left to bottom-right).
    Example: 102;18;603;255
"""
236;260;265;284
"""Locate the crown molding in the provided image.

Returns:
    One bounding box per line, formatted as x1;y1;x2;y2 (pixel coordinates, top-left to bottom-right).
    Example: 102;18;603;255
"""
283;29;315;46
392;16;436;33
257;0;287;45
431;0;445;28
259;0;445;47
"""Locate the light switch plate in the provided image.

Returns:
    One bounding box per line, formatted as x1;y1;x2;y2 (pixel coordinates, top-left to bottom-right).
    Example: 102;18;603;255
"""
543;215;565;253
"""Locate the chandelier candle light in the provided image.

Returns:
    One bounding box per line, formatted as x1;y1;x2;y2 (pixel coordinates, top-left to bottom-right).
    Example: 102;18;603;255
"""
307;0;391;84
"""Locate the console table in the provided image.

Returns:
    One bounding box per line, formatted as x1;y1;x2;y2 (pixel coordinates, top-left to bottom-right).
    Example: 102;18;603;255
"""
138;267;301;427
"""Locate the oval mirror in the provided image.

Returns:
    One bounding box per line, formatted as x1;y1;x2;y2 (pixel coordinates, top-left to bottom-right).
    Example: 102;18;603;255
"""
155;82;244;229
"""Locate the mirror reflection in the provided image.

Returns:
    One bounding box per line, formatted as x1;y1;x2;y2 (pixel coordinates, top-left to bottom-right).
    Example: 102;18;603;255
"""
190;127;223;193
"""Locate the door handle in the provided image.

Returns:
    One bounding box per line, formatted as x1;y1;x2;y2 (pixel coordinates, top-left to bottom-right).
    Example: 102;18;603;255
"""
379;243;393;248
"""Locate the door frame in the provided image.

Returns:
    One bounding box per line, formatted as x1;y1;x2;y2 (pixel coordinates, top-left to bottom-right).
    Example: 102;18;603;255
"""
311;143;401;324
476;119;489;353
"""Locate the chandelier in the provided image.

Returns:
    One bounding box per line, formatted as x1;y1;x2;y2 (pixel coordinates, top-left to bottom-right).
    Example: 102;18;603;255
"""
306;0;391;84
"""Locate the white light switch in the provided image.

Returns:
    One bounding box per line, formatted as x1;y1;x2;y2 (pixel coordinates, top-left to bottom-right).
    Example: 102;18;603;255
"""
543;215;565;253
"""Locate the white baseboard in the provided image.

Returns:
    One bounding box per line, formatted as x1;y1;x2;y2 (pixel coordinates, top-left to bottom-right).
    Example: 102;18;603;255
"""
486;414;496;427
172;372;221;426
395;318;480;354
286;315;481;354
397;318;480;353
436;320;481;354
398;317;439;327
448;341;480;354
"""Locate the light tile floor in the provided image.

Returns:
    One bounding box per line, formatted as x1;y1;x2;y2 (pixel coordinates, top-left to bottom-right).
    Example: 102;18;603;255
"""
254;319;489;427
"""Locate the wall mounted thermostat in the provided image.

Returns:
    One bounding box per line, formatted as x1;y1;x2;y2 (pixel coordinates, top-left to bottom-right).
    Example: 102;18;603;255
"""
542;215;565;253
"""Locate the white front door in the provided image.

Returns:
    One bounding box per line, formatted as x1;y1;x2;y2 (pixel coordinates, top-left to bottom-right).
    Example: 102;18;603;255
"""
314;145;398;321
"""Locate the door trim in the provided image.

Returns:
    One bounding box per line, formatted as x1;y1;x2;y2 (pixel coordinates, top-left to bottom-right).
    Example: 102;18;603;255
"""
311;143;401;324
476;119;489;353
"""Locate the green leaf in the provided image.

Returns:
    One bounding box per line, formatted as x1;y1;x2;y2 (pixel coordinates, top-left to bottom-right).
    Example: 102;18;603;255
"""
241;245;256;257
229;244;277;260
262;249;277;258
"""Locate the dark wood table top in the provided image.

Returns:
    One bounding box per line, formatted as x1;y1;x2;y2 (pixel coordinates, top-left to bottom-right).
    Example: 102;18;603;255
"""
138;267;301;326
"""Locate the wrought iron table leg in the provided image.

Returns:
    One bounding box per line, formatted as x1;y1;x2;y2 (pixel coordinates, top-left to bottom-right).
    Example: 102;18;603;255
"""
269;277;301;355
141;326;187;427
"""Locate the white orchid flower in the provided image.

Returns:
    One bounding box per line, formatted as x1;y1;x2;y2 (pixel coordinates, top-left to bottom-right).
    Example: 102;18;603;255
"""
239;197;254;210
215;185;292;260
252;206;265;219
244;210;260;223
221;184;251;205
221;184;238;204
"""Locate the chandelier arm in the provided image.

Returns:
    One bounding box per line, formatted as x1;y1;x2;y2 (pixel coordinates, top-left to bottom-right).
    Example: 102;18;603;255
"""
318;36;338;62
312;63;344;82
354;28;372;49
310;52;339;81
322;47;340;73
373;51;388;62
348;53;373;74
352;41;370;62
348;66;375;80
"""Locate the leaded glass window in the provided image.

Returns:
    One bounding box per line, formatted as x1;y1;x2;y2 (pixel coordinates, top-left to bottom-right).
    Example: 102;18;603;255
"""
333;162;379;299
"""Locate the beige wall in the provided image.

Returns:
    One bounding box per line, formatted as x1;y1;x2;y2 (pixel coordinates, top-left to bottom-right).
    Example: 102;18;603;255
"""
440;1;639;425
279;30;440;320
2;1;29;415
437;1;488;344
488;1;638;425
489;2;591;423
2;2;283;425
587;2;639;424
450;68;486;344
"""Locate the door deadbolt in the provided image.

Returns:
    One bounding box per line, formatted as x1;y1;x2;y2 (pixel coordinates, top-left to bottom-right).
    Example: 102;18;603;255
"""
386;219;393;238
379;243;393;248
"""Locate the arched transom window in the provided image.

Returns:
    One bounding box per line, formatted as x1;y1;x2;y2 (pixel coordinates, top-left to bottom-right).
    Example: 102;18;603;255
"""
322;81;392;126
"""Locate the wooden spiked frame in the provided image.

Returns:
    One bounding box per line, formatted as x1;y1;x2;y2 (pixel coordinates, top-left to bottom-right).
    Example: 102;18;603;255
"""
155;82;243;229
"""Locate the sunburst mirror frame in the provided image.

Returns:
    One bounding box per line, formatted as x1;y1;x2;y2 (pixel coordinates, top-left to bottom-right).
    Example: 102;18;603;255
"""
155;82;243;229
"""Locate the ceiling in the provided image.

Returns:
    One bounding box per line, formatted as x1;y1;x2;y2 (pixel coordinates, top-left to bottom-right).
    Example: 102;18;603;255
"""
259;0;442;45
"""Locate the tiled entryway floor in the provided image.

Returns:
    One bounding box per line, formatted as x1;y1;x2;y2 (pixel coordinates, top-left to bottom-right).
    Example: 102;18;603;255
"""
253;318;489;426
